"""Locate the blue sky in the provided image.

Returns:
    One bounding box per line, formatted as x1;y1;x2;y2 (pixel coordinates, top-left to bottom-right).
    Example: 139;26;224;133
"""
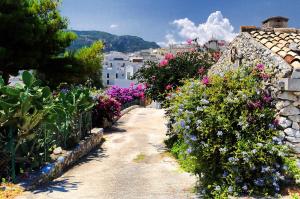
60;0;300;45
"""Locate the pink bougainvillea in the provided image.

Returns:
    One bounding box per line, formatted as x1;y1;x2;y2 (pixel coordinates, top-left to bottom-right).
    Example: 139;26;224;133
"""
165;84;172;90
187;39;193;45
201;76;210;85
164;53;175;60
159;59;169;67
106;84;145;104
256;64;265;71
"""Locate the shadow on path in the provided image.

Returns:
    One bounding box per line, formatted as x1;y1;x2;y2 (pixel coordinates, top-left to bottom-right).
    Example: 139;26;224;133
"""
31;177;81;195
104;126;127;134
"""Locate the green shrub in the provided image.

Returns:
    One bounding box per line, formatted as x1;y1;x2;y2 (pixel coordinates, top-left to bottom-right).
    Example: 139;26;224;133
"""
133;51;214;103
166;65;300;198
0;71;95;179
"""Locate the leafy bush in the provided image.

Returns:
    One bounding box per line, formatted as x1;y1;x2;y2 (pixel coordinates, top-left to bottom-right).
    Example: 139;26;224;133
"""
92;94;121;127
106;83;145;104
0;71;95;179
133;51;214;103
166;65;300;198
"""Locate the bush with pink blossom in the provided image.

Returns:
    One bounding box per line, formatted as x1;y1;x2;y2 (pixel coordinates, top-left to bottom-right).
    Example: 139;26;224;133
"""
92;94;121;127
133;51;215;103
106;84;145;105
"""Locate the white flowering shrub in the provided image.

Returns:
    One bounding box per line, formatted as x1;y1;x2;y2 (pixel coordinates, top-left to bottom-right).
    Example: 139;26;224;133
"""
166;65;300;198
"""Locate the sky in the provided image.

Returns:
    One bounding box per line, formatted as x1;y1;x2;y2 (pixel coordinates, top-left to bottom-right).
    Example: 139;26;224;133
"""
60;0;300;46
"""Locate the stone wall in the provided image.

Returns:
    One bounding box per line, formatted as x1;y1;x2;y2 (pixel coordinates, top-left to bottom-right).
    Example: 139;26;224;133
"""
19;128;104;190
210;32;300;155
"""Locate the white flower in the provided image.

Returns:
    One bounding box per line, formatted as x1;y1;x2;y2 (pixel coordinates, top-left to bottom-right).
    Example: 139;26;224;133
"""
217;131;223;137
196;106;203;111
200;99;210;104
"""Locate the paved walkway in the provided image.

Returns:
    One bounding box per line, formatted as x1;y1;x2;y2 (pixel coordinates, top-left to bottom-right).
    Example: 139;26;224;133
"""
18;108;196;199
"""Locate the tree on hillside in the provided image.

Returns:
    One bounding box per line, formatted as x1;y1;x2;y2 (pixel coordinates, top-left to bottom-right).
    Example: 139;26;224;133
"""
0;0;76;83
38;41;104;88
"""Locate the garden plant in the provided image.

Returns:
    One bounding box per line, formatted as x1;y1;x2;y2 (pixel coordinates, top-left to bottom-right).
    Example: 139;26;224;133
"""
165;64;300;198
133;50;215;103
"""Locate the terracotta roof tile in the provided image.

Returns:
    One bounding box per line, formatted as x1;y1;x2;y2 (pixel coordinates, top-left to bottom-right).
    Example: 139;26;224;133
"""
279;40;288;46
278;50;287;58
279;33;289;39
271;46;281;53
265;41;275;49
277;43;286;48
282;47;290;52
287;51;298;57
284;54;294;64
275;32;281;36
256;35;264;40
248;29;300;69
274;37;281;41
291;61;300;69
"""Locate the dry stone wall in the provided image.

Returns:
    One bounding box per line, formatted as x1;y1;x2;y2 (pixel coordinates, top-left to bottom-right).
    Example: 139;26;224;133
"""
210;32;300;155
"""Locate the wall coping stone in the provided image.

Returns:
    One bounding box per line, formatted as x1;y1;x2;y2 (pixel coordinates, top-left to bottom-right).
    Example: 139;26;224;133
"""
18;128;104;190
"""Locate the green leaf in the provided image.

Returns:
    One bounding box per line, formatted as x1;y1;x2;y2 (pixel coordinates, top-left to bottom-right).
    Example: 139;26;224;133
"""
0;86;20;96
22;71;34;87
0;77;4;86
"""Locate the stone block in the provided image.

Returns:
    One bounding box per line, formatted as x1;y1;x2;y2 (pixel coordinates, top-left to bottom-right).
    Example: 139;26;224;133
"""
53;147;62;155
293;101;300;107
275;100;291;110
292;68;300;79
284;128;297;136
293;122;300;130
278;117;292;128
280;105;300;116
289;115;300;123
293;144;300;154
278;78;300;91
286;136;300;143
277;91;297;101
91;128;104;135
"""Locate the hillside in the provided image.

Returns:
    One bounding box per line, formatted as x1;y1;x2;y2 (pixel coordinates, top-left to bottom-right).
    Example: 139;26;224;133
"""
68;30;160;53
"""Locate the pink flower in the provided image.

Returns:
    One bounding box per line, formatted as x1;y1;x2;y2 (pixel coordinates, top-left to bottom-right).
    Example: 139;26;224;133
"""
248;100;262;109
260;73;270;80
197;67;206;75
159;59;168;67
263;95;272;103
187;39;193;45
256;64;265;71
151;76;156;81
164;53;174;60
165;84;172;90
273;119;279;126
201;76;210;85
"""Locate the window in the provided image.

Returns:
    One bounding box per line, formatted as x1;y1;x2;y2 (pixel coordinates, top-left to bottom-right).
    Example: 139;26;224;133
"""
127;72;131;79
116;73;118;79
107;73;109;78
107;80;109;85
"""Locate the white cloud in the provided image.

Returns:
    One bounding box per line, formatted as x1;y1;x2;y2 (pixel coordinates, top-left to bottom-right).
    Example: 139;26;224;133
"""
159;11;237;46
110;24;119;29
157;34;177;47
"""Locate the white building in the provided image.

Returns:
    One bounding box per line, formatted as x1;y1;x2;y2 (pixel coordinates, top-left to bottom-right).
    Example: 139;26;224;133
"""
102;52;147;88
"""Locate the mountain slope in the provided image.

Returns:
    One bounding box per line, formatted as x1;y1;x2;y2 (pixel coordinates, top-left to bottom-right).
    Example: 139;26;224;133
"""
69;30;160;53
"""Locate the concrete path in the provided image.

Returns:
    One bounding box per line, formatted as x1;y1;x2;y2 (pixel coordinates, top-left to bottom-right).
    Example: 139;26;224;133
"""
18;108;197;199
